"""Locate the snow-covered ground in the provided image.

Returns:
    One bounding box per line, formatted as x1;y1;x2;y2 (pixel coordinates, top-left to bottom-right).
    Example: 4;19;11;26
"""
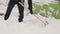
0;0;60;34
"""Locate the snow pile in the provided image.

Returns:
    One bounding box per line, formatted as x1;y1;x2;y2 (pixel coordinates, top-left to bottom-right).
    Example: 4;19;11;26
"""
33;0;58;5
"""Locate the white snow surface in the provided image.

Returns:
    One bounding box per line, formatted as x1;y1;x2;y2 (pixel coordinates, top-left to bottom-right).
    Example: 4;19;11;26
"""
0;0;60;34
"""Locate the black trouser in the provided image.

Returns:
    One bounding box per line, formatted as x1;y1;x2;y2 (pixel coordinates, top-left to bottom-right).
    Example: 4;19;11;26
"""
4;0;24;21
28;0;33;14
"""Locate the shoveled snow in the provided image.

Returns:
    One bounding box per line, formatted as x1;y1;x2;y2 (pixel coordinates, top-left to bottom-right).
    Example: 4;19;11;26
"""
0;0;60;34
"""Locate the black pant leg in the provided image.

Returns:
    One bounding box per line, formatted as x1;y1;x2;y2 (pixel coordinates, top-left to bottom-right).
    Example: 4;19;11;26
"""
28;0;33;14
4;0;15;20
17;0;24;22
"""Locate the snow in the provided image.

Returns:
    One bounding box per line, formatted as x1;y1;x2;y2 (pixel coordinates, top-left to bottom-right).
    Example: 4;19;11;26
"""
0;0;60;34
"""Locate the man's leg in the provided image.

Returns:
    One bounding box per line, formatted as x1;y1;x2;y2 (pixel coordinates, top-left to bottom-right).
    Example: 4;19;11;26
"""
17;0;24;22
28;0;33;14
4;0;15;20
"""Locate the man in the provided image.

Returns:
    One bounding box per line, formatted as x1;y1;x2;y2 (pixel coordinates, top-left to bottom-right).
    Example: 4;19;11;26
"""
4;0;24;22
4;0;33;22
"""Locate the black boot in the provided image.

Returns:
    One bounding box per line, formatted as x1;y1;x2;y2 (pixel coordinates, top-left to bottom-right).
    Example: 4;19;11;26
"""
4;15;9;20
18;19;23;22
29;8;33;14
30;11;33;14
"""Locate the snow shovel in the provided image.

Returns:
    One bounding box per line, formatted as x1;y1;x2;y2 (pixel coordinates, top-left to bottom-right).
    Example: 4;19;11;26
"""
18;0;48;25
